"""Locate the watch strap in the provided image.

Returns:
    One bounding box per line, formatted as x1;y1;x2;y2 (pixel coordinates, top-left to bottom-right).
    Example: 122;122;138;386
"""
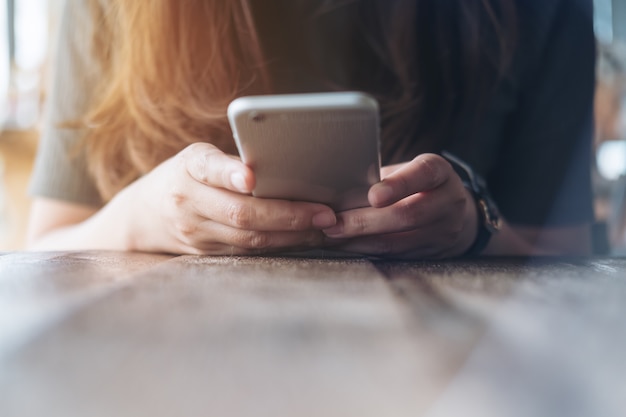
441;151;500;256
464;194;496;256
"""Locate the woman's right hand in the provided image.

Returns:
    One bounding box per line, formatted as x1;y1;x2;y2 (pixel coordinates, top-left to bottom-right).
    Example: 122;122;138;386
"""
122;142;337;255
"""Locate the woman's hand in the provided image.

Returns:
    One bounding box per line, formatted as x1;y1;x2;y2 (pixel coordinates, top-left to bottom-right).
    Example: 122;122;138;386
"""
123;142;337;255
322;153;478;259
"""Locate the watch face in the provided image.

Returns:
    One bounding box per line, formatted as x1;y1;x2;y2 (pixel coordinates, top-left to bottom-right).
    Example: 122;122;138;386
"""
478;199;501;233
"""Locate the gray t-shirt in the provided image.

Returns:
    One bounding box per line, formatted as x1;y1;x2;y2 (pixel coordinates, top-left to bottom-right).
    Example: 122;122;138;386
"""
29;0;103;207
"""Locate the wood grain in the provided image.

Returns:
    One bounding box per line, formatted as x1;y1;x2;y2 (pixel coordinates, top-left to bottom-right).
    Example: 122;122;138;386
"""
375;257;626;417
1;254;625;417
0;251;171;358
0;255;428;417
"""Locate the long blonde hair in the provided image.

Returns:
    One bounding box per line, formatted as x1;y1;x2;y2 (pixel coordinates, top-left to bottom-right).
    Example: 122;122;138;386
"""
84;0;516;201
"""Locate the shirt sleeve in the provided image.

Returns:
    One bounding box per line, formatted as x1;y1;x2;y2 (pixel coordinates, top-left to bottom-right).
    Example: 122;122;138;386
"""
29;0;104;207
487;0;595;227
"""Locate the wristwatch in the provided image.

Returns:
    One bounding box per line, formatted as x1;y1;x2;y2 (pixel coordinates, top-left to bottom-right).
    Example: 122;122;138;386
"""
441;151;501;256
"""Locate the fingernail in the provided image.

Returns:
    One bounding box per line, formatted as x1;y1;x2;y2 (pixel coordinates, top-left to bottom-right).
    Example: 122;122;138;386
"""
231;172;248;193
312;211;336;229
372;183;394;206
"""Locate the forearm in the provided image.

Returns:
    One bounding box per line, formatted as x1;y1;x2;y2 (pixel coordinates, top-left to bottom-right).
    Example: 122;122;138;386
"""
27;191;137;252
483;220;592;256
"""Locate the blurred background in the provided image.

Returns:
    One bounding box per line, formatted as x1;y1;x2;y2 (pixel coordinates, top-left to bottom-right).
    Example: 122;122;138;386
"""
0;0;625;252
0;0;59;250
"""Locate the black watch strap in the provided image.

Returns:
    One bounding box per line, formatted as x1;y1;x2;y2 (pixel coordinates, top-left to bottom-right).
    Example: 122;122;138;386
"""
463;197;498;255
441;151;501;256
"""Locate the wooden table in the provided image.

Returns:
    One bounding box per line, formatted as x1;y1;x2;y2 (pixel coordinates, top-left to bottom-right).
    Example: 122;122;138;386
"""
0;252;625;417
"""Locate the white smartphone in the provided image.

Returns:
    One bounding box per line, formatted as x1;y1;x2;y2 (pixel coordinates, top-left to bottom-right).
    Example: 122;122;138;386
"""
227;92;381;211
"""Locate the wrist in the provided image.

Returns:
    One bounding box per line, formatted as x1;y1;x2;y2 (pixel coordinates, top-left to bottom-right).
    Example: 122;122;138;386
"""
459;186;480;255
442;151;501;256
100;185;142;252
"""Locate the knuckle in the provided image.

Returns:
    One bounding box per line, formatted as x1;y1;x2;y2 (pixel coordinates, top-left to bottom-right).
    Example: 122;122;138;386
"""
174;219;197;239
286;212;306;230
227;203;255;229
164;172;191;208
281;202;310;230
169;187;187;208
195;154;213;185
184;142;209;155
185;143;221;184
243;231;271;249
184;142;206;154
417;154;446;189
347;213;369;234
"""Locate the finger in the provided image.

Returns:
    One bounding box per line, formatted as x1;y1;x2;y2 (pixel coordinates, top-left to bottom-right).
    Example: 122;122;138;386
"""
175;218;326;253
369;153;453;208
380;163;406;178
331;224;459;259
181;142;255;193
186;181;337;232
324;189;464;238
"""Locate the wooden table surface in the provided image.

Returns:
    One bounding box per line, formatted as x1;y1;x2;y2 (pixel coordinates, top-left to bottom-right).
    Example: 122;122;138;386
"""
0;252;625;417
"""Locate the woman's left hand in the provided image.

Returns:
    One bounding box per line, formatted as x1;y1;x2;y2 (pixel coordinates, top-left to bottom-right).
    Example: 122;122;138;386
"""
323;153;479;259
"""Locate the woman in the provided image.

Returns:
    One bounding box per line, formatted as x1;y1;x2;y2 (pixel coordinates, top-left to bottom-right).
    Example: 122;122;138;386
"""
27;0;595;257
